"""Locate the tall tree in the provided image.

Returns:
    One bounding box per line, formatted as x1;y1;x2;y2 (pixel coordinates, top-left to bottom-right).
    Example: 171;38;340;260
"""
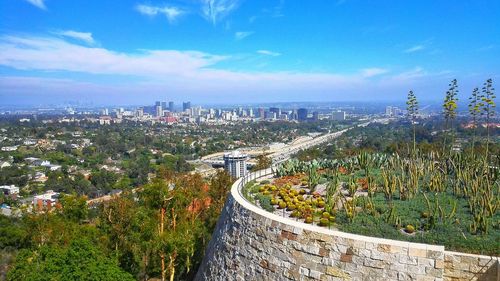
406;90;419;155
442;79;459;154
480;78;496;159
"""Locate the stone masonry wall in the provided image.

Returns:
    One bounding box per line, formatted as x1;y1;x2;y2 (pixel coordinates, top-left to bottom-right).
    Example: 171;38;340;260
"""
444;251;498;281
195;179;499;281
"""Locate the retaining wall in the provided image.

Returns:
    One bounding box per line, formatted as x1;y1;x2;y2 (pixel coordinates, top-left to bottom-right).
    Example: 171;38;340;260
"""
196;175;499;281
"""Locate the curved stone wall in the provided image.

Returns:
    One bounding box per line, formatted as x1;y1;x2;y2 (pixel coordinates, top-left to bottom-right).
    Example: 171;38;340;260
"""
196;176;499;281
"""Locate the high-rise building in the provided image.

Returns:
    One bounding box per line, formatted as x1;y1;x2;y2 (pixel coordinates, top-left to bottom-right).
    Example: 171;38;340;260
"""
312;111;319;121
183;102;191;111
136;107;144;117
297;108;308;121
155;101;161;106
161;102;167;109
385;106;393;116
270;107;281;116
169;101;174;112
155;105;163;117
101;108;109;116
223;150;248;178
332;111;346;121
258;108;265;119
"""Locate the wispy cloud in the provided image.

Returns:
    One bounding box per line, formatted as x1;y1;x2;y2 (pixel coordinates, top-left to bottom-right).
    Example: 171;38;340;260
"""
25;0;46;10
477;45;495;52
360;68;388;78
201;0;241;25
404;45;425;53
136;4;184;23
53;30;95;45
0;35;225;77
257;50;281;57
235;31;253;40
0;33;456;103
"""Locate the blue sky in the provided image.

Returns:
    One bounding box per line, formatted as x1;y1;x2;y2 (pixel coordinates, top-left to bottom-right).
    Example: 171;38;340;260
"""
0;0;499;105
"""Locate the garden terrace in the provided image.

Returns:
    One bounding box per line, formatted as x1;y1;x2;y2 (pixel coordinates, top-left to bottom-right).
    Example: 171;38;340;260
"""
196;165;499;280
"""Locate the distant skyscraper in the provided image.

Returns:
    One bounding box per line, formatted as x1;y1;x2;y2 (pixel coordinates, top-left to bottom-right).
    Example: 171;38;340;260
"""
155;105;162;117
155;101;161;106
169;101;174;112
136;107;144;117
183;102;191;111
312;111;319;121
385;106;393;116
331;111;346;121
223;150;248;178
161;101;167;109
258;108;265;118
270;107;281;116
297;108;308;121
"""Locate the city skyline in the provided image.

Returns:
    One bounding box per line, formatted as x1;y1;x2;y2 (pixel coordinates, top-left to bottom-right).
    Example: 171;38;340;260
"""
1;0;499;105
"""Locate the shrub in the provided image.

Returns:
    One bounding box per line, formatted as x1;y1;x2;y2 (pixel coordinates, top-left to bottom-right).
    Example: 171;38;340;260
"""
255;193;274;212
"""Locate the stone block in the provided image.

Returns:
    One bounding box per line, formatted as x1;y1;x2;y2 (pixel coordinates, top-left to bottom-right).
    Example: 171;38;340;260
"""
426;249;444;260
418;257;435;267
425;267;442;278
435;259;444;269
407;264;426;275
408;247;427;258
309;269;323;280
325;266;350;278
340;253;352;263
299;266;310;276
364;258;386;269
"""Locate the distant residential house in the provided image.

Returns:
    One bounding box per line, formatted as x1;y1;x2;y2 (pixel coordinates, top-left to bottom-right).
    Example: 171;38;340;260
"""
0;185;20;199
35;160;52;167
48;165;62;171
23;139;37;146
99;116;112;125
1;146;18;152
33;190;60;211
0;161;11;169
25;157;41;163
33;172;48;183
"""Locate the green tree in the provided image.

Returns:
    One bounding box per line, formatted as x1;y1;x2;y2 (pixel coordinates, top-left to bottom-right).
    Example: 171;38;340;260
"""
406;90;419;155
251;154;272;171
59;194;88;223
7;239;134;281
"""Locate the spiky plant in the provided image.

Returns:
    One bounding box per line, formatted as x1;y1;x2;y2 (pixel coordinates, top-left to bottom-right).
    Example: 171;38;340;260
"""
468;87;481;154
406;90;419;156
442;79;459;154
480;78;496;160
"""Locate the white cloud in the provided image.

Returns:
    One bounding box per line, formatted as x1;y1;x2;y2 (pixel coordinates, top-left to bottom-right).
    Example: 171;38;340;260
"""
404;45;425;53
202;0;240;25
54;30;95;45
235;31;253;40
361;68;388;78
136;4;184;23
257;50;281;57
0;35;225;77
25;0;46;10
0;34;456;103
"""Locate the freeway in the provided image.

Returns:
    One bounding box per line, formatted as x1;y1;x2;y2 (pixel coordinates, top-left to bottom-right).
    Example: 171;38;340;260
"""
201;120;378;167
